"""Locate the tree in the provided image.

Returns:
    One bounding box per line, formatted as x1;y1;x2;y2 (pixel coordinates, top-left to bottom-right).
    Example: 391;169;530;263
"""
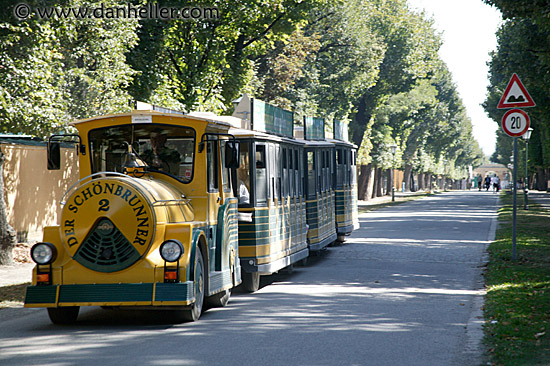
128;0;322;113
483;18;550;188
0;0;139;263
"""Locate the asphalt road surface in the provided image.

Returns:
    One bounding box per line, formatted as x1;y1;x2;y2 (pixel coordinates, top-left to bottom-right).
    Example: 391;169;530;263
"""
0;191;498;366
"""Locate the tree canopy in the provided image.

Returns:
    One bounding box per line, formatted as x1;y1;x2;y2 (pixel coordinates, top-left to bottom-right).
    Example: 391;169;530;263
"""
483;0;550;189
1;0;483;179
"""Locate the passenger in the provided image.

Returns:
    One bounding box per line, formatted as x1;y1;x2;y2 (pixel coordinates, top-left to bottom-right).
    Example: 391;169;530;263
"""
142;131;180;173
237;166;250;205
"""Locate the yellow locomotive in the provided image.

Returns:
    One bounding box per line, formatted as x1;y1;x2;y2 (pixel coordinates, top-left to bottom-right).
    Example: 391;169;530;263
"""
25;105;241;323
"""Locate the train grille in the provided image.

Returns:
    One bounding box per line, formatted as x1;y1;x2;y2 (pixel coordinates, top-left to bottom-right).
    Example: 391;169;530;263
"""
74;218;141;273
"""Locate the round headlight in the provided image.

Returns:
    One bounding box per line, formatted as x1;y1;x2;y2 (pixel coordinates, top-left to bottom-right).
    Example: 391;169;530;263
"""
160;240;184;262
31;242;57;265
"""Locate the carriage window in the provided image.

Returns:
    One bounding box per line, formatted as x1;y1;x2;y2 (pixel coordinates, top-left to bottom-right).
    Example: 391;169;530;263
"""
296;150;301;196
289;149;294;197
273;145;281;201
282;147;288;198
336;148;344;188
299;150;304;196
207;141;218;192
220;141;231;193
237;142;250;205
255;144;267;205
307;151;316;198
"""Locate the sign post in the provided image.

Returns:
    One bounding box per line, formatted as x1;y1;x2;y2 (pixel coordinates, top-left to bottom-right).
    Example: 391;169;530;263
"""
512;137;518;261
497;74;535;261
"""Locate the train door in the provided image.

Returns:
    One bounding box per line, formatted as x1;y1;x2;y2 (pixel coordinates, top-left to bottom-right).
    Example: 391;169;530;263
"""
206;138;240;298
206;139;220;270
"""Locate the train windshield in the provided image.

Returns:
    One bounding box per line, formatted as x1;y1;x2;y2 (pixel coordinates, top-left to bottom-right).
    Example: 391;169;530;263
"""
89;124;196;183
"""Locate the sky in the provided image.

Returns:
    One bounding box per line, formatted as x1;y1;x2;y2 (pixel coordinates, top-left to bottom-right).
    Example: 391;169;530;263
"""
406;0;503;158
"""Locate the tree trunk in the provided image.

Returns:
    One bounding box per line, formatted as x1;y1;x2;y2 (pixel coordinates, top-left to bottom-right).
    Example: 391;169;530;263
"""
357;164;370;200
0;148;16;265
536;167;547;191
365;164;374;200
403;164;413;192
425;174;431;191
376;167;384;197
372;167;383;198
417;173;424;191
371;167;378;199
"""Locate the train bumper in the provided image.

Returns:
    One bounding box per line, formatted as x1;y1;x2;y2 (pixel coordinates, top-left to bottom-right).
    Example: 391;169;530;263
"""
24;282;195;308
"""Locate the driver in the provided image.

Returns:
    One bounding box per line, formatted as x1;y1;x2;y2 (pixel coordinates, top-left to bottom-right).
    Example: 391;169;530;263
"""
142;131;180;173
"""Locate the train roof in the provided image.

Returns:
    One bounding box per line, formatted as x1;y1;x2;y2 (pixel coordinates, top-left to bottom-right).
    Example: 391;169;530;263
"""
69;109;355;149
325;138;358;149
69;110;236;129
230;127;305;145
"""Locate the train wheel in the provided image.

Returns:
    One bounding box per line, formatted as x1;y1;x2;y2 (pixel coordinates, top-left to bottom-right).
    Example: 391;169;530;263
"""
242;271;260;292
206;288;231;307
182;247;205;321
47;307;79;325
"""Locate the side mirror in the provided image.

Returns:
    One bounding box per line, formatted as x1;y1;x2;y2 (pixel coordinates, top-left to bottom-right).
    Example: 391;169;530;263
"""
47;142;61;170
225;140;239;169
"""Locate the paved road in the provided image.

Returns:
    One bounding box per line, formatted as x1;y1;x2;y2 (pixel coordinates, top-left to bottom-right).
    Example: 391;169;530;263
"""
0;191;498;366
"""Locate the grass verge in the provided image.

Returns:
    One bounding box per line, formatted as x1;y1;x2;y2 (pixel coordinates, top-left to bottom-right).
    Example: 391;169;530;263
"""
484;191;550;365
0;283;29;308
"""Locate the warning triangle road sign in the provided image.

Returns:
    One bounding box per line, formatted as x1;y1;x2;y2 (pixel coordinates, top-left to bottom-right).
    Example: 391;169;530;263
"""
497;73;536;109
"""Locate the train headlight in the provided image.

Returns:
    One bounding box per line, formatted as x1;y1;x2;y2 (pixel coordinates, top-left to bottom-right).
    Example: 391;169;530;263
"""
30;242;57;265
159;240;184;262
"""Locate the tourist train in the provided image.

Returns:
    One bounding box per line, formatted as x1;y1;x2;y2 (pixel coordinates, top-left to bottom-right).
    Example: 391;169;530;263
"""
24;97;359;324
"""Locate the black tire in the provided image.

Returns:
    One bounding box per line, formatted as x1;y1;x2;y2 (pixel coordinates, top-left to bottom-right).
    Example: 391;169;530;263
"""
242;271;260;292
206;288;231;307
182;247;205;322
281;264;294;274
47;307;79;325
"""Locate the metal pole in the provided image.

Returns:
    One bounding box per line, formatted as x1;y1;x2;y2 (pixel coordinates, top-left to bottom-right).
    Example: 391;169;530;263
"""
523;140;529;210
512;137;518;261
391;168;395;201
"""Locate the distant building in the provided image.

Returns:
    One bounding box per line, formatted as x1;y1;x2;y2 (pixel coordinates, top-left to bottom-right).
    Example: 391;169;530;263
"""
473;163;511;188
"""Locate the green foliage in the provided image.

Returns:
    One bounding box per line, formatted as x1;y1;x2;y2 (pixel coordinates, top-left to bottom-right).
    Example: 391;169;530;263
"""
0;0;483;175
129;0;322;113
0;0;138;137
484;18;550;171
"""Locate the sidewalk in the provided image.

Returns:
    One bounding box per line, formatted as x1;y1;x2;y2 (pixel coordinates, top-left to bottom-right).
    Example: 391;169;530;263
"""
528;190;550;210
358;190;433;209
0;263;34;288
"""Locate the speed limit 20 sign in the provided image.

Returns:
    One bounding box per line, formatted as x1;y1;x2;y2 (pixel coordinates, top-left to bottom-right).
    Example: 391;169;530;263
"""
501;109;530;137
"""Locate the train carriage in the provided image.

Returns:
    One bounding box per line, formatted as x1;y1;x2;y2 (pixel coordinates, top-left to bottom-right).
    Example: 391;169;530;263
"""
25;105;242;323
230;96;309;292
329;138;360;241
232;129;309;292
302;139;338;251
